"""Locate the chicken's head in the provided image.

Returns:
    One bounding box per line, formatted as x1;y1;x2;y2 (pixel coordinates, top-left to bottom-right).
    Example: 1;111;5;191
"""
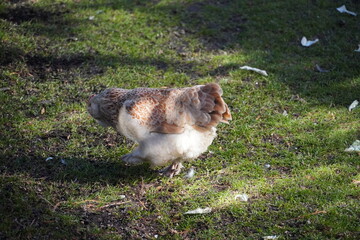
87;94;111;127
87;94;99;117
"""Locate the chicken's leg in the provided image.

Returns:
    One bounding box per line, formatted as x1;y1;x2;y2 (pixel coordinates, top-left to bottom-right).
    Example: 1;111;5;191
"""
159;162;184;178
121;148;144;165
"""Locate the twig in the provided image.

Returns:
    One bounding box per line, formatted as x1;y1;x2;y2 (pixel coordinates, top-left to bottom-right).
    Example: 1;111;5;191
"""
288;210;327;222
14;219;26;228
52;201;66;211
136;198;148;210
74;199;101;204
97;201;131;210
39;195;54;207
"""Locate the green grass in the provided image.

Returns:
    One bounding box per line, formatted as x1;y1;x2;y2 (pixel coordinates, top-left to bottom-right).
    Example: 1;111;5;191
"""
1;0;359;239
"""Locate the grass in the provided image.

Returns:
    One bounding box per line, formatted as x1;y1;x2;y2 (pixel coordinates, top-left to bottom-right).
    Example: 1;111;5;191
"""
0;0;359;239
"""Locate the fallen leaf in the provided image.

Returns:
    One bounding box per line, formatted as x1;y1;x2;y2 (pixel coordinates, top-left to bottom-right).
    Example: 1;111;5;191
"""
40;107;46;115
184;207;212;214
240;66;268;76
336;5;357;16
301;36;319;47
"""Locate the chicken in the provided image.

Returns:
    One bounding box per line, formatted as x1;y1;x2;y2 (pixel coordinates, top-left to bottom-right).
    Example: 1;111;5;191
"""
87;83;232;177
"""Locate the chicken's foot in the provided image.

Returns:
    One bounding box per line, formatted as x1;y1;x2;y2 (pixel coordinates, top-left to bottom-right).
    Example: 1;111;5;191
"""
121;153;144;165
159;162;184;178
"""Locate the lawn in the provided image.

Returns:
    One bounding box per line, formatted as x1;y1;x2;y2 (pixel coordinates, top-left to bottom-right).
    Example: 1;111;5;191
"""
0;0;359;239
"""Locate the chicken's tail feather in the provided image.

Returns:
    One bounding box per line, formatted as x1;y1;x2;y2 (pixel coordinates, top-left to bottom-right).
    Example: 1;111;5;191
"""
195;83;232;131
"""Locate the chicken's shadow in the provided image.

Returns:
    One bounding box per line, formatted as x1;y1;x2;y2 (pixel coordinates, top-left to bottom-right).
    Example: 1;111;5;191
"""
62;157;159;184
1;153;158;185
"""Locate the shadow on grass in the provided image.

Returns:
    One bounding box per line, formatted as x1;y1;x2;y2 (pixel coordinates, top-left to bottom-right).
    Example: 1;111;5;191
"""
0;154;165;239
2;0;359;104
0;173;152;239
0;2;79;38
0;176;95;239
0;153;157;185
0;43;25;66
1;158;358;239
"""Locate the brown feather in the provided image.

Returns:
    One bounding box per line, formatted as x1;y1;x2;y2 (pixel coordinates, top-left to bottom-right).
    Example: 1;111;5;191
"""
88;83;231;135
151;122;184;134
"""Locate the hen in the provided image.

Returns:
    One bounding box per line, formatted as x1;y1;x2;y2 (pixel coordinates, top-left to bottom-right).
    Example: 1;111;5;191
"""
88;83;232;177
